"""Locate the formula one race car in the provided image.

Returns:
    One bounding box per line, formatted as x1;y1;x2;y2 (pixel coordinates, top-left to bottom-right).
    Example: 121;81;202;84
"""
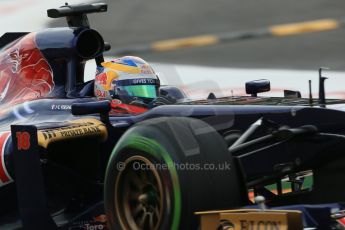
1;3;345;230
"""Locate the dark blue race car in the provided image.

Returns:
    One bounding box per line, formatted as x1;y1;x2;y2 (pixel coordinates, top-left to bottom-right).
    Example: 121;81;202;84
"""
0;3;345;230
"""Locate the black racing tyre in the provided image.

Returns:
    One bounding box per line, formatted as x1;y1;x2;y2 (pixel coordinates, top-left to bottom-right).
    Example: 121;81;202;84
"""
104;117;246;230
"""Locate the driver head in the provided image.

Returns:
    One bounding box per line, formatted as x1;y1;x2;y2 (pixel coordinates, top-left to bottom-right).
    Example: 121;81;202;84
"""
94;56;160;105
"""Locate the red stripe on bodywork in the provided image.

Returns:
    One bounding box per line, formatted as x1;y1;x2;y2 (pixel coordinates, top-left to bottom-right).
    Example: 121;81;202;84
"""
0;132;11;184
337;217;345;226
110;101;148;115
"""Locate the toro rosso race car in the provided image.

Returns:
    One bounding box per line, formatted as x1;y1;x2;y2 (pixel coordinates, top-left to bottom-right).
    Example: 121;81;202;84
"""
1;3;345;230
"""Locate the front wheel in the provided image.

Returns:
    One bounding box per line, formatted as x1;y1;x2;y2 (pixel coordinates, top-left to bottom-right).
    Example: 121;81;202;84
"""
104;117;247;230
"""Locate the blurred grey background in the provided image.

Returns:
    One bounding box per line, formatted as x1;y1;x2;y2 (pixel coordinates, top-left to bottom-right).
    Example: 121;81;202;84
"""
51;0;345;70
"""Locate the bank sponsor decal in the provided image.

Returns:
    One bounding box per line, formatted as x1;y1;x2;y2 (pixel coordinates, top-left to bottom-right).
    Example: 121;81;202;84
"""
37;119;107;148
41;122;101;140
59;125;102;138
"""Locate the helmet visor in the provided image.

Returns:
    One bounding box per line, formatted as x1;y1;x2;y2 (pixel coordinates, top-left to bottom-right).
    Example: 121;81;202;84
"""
117;85;158;99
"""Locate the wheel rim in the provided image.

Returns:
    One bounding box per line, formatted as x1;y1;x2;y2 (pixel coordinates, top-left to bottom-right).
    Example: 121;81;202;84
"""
115;156;164;230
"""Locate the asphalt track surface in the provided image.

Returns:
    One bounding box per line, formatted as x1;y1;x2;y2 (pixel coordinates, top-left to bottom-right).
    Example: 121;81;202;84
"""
48;0;345;70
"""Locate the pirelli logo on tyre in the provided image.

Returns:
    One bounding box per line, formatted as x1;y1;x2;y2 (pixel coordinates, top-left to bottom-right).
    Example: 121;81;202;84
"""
37;118;108;148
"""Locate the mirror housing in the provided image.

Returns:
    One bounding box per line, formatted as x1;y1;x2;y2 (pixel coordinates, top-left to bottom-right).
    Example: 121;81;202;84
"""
72;100;111;124
245;79;270;97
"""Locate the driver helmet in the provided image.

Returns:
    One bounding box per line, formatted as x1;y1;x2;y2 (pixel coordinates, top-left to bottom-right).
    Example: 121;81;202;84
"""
94;56;160;105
